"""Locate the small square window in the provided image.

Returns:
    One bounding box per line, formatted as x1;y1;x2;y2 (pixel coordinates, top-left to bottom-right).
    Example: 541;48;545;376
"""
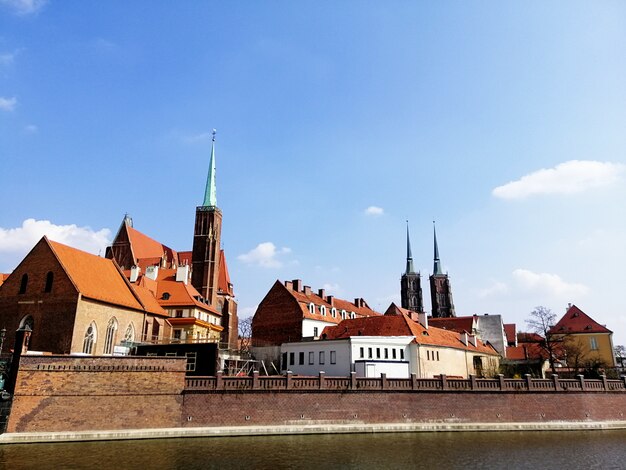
330;351;336;364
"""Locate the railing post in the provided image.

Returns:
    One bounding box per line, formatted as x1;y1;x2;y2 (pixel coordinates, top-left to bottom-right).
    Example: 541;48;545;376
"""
622;375;626;389
381;373;387;390
470;374;477;391
498;374;505;391
601;374;608;391
286;371;292;390
578;374;586;391
411;373;418;391
552;373;559;391
252;370;260;390
216;370;223;390
525;374;532;391
350;371;357;390
319;371;325;390
440;374;448;390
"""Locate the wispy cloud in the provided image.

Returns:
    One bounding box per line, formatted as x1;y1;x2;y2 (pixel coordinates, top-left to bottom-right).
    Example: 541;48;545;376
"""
0;52;16;67
478;280;509;299
493;160;625;200
0;219;112;266
0;0;47;15
321;282;340;294
237;242;292;268
181;131;214;144
364;206;384;216
512;268;589;298
0;96;17;111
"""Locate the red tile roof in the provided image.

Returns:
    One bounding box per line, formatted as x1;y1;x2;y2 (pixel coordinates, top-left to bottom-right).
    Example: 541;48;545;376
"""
384;303;420;321
506;343;547;361
152;269;220;314
322;314;498;355
0;273;9;288
517;332;544;343
548;304;612;335
177;251;192;266
126;225;178;268
47;238;165;316
504;323;516;344
429;316;477;334
218;250;233;296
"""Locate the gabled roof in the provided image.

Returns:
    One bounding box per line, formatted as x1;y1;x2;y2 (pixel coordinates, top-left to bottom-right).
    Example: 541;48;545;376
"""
177;251;192;266
505;343;547;361
147;269;220;314
0;274;9;288
217;249;233;296
384;303;420;321
47;238;165;315
548;304;612;335
429;316;477;334
517;332;544;343
322;314;498;355
504;324;517;344
126;225;178;267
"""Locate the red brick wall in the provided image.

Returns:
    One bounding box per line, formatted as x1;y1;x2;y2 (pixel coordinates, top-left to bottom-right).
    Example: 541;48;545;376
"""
6;356;186;433
182;390;626;427
252;281;303;346
0;238;79;354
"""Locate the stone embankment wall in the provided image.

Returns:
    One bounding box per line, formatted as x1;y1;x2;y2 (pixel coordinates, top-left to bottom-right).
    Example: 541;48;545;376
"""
4;358;626;434
6;356;187;433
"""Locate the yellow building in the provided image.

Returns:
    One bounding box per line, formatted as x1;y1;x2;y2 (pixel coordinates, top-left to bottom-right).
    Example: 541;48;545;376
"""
549;304;615;368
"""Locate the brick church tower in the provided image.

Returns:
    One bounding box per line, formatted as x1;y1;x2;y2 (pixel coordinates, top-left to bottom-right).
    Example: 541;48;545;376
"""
400;223;424;313
191;130;222;307
429;223;456;318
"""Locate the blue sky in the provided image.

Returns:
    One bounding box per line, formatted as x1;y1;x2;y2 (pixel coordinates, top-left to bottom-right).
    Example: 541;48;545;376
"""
1;1;625;345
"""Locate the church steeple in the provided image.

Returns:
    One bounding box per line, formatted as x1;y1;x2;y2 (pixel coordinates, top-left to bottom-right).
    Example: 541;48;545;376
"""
202;129;217;207
405;221;415;275
433;221;443;275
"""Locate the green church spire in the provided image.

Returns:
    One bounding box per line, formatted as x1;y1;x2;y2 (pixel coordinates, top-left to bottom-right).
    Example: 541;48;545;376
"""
433;221;443;275
203;129;217;207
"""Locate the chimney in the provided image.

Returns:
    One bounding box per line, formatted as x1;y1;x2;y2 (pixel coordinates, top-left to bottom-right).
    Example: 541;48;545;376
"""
460;332;468;346
130;266;141;283
318;288;325;299
354;298;362;308
284;280;293;290
145;265;159;281
418;311;428;329
304;285;311;296
292;279;302;292
468;334;477;347
176;265;190;284
567;303;572;311
326;295;335;307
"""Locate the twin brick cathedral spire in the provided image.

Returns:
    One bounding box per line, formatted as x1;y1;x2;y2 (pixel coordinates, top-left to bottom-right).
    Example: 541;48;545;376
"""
401;222;455;318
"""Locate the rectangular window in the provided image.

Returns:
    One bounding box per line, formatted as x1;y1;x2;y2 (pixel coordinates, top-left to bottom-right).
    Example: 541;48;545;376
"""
436;351;440;361
330;351;336;364
368;348;373;358
427;350;430;361
319;351;325;365
590;337;599;350
360;347;364;358
400;349;405;360
185;352;197;372
309;351;314;365
313;327;319;337
175;309;183;318
392;349;397;359
299;352;305;365
173;329;182;340
376;348;381;359
282;352;288;370
384;348;389;359
289;352;295;366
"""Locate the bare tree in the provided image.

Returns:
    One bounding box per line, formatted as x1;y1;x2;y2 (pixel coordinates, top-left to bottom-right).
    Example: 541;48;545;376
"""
525;306;561;374
238;316;253;357
615;345;626;370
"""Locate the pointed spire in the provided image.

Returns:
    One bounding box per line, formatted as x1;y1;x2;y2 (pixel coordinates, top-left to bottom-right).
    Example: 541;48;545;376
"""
405;220;415;274
202;129;217;207
433;221;443;275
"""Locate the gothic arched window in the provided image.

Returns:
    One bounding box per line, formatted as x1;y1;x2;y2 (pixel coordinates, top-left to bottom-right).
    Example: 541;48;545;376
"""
19;315;34;331
103;317;118;355
83;322;97;355
123;323;135;344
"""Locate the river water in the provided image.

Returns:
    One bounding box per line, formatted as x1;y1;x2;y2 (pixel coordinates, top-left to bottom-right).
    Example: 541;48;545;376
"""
0;430;625;469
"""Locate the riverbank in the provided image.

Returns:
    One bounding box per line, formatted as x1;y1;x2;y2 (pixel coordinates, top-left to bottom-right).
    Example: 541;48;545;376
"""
2;420;626;445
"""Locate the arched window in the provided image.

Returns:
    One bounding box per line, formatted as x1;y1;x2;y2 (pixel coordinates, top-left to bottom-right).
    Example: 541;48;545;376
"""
320;306;327;316
19;274;28;294
103;317;118;355
83;322;97;355
19;315;34;331
350;311;356;319
308;303;315;314
44;271;54;293
123;323;135;344
341;310;347;319
331;308;337;318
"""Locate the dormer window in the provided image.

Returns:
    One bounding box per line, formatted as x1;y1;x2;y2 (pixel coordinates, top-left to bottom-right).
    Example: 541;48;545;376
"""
341;309;347;319
162;292;171;300
308;303;315;314
320;306;327;316
331;308;337;318
350;311;356;319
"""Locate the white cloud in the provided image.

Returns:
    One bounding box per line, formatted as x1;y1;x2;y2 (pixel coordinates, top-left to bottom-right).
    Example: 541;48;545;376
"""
512;268;589;298
364;206;384;216
238;305;258;318
181;131;214;144
0;219;112;266
478;280;509;299
0;96;17;111
321;282;340;294
0;0;47;15
0;52;15;67
492;160;625;200
237;242;291;268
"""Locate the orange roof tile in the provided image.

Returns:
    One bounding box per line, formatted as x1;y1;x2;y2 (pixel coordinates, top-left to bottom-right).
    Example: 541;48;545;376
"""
152;269;220;315
218;250;233;296
129;282;168;317
322;314;498;355
504;323;516;344
126;225;178;267
47;238;147;313
517;332;544;343
0;273;9;288
548;304;612;335
506;343;547;361
429;316;476;334
177;251;192;266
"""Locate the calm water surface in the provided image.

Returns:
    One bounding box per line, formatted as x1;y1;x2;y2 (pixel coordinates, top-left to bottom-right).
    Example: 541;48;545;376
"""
0;430;625;470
